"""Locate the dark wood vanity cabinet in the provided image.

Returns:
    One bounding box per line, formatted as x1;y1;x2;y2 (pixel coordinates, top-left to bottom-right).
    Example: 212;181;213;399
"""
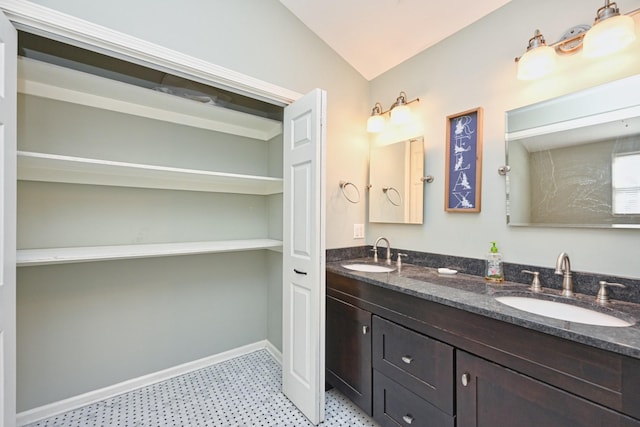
325;295;372;415
457;351;640;427
326;270;640;426
372;316;454;426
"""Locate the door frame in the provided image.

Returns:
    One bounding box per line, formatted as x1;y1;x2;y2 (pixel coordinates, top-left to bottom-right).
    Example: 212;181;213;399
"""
0;0;302;106
0;9;17;427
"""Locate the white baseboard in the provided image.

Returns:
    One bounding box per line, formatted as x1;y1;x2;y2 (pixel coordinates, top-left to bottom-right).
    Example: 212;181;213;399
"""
17;340;281;426
264;340;282;365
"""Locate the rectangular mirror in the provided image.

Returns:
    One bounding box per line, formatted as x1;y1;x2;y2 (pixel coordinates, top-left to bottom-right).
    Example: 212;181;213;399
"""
505;75;640;228
369;136;424;224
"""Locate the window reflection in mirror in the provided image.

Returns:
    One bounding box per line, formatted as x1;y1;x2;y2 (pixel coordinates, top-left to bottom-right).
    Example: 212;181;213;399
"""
369;136;424;224
505;74;640;228
613;151;640;215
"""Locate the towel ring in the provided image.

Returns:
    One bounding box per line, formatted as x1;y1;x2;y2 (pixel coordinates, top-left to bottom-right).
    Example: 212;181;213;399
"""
382;186;402;206
339;181;360;204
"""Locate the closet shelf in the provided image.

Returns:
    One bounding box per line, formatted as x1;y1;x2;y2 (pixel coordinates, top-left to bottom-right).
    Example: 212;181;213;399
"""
17;239;283;267
18;151;283;195
18;57;283;141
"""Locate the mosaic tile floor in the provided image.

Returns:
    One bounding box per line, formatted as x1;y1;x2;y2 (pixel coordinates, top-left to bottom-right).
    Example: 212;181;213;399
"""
26;350;380;427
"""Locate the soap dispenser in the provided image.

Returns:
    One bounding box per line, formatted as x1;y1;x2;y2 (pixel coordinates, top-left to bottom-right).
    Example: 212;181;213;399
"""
485;241;504;283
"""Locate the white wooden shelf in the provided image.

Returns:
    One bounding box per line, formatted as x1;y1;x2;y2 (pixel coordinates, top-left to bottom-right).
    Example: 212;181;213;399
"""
18;57;283;141
17;239;283;267
18;151;283;195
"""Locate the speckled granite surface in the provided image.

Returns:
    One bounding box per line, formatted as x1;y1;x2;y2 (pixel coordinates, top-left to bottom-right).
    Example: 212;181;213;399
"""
327;258;640;360
328;246;640;304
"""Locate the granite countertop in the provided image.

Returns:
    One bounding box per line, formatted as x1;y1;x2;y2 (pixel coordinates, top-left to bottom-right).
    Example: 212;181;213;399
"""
327;259;640;360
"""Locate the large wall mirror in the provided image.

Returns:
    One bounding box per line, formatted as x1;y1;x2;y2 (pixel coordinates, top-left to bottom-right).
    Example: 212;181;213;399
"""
505;75;640;228
369;136;424;224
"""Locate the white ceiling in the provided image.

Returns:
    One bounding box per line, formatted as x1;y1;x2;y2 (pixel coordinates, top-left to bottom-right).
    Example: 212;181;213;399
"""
279;0;512;80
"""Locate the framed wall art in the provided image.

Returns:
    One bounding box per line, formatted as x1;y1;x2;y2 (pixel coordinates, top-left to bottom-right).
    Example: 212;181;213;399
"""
445;107;483;212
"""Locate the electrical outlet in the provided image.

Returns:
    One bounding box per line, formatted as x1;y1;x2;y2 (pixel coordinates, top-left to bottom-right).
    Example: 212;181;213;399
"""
353;223;365;239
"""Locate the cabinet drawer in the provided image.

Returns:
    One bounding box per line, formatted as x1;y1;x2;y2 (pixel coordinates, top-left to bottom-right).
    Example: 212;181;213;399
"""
373;315;454;415
373;370;454;427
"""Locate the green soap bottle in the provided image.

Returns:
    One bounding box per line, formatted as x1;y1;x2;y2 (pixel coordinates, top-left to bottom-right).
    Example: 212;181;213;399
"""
485;242;504;282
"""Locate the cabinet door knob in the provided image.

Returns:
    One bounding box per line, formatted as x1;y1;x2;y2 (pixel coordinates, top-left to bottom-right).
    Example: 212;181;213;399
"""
362;325;369;335
461;372;471;387
402;414;414;424
401;355;413;364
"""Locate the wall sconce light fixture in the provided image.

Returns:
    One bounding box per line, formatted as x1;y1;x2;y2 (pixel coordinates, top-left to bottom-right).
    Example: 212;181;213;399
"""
367;91;419;133
516;0;638;80
367;102;386;133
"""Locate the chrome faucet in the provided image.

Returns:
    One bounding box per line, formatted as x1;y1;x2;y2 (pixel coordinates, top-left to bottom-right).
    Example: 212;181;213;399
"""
373;236;392;265
554;252;573;297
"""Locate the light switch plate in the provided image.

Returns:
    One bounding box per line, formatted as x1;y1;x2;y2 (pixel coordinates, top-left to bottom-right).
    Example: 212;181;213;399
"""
353;223;365;239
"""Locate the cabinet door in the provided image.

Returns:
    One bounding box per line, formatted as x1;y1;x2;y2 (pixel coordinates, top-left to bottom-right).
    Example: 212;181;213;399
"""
325;295;372;415
457;351;640;427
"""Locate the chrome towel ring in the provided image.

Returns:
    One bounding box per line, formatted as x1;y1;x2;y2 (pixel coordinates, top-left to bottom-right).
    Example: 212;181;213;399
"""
382;186;402;206
339;181;360;204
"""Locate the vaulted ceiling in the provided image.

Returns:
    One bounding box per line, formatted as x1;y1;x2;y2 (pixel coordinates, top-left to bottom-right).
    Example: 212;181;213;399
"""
279;0;512;80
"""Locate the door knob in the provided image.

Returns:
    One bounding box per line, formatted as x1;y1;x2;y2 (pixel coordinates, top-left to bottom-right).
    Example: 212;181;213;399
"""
461;372;471;387
402;414;414;424
401;355;413;364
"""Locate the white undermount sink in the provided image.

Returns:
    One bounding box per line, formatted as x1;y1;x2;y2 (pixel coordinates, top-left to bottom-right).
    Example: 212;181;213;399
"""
495;296;635;327
342;263;395;273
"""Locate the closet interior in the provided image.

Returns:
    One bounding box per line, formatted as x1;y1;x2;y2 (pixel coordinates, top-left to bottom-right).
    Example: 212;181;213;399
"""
16;32;285;412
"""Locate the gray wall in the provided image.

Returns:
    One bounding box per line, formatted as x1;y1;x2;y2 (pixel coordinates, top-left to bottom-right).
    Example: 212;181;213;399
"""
18;94;273;177
368;0;640;278
17;94;277;249
266;250;283;351
17;252;269;409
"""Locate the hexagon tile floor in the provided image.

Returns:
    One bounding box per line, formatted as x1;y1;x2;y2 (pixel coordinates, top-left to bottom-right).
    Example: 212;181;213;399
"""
25;350;380;427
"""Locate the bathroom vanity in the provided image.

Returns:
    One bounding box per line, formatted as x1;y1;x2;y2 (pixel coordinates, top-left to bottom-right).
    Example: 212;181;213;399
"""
326;261;640;427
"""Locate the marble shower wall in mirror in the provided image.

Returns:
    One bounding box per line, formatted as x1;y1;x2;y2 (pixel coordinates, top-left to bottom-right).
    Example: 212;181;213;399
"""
510;134;640;226
369;136;424;224
505;74;640;228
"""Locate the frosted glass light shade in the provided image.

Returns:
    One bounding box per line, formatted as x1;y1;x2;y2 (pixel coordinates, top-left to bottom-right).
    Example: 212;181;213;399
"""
367;114;386;133
390;104;411;125
583;14;636;58
517;45;557;80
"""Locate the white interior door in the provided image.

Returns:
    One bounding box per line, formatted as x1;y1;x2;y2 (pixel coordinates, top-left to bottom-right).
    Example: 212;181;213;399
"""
0;10;16;427
282;88;326;425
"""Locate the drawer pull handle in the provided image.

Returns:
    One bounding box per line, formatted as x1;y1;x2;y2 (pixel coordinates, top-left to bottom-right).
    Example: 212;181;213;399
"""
402;414;414;424
461;372;471;387
401;355;413;364
362;325;369;335
293;269;307;275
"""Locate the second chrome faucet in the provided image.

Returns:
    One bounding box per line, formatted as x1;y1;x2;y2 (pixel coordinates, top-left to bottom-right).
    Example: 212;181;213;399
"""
373;236;392;265
555;252;574;297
